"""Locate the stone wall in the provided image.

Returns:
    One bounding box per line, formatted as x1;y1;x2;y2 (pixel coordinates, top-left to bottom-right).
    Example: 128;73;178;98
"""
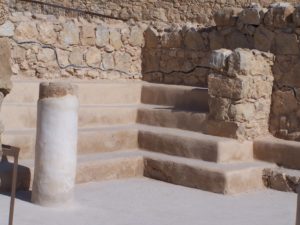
207;48;274;140
0;11;146;79
11;0;300;25
143;3;300;141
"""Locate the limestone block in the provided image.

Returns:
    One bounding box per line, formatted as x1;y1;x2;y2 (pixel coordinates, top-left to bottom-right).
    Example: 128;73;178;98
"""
227;49;274;77
128;26;144;47
96;25;109;47
184;28;204;50
253;25;274;52
0;4;8;25
293;5;300;27
56;48;70;67
114;52;131;73
14;21;38;42
264;3;294;28
80;25;96;46
275;32;299;55
69;47;85;65
238;3;264;25
209;30;225;50
161;30;182;48
37;48;56;63
109;29;122;50
209;49;232;71
86;47;101;67
144;26;160;49
0;38;12;95
0;20;14;37
225;30;253;50
37;22;57;45
59;21;80;46
213;8;242;26
101;52;114;70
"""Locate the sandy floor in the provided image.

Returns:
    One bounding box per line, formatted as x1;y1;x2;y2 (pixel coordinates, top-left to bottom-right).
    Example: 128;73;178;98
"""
0;178;297;225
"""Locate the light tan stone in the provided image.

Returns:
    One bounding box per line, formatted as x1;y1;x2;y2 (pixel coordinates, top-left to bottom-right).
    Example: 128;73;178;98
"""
86;47;101;67
14;22;38;42
59;21;80;45
37;22;57;45
81;25;96;46
109;29;122;50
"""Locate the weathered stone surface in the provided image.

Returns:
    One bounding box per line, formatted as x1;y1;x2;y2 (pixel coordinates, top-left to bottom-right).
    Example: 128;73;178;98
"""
14;22;38;42
81;25;96;46
101;52;114;70
69;47;85;65
264;3;294;28
275;32;299;55
114;52;131;73
59;21;80;45
238;4;264;25
144;26;160;49
129;26;144;47
109;29;122;50
37;22;57;45
293;5;300;27
0;20;14;37
96;25;109;47
56;49;70;67
213;8;241;26
86;47;101;67
253;25;274;52
184;28;204;50
161;30;181;48
0;4;8;25
37;48;56;63
0;38;12;95
225;30;253;50
209;30;225;50
210;49;232;71
207;48;274;140
227;49;274;77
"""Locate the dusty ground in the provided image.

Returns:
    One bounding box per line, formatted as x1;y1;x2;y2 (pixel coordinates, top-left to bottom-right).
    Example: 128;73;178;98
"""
0;178;297;225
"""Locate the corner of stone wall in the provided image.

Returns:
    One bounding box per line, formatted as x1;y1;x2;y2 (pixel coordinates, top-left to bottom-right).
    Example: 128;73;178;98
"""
206;48;275;141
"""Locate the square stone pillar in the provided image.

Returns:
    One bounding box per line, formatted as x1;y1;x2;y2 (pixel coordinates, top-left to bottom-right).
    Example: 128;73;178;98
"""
206;48;274;140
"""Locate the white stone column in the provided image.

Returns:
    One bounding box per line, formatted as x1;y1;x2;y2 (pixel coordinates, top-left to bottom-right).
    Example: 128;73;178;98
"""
32;82;79;207
297;186;300;225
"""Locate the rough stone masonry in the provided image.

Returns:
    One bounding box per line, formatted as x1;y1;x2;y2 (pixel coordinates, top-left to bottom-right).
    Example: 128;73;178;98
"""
207;48;274;140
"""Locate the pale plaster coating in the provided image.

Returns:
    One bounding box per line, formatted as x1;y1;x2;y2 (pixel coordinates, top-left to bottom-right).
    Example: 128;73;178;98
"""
32;82;79;207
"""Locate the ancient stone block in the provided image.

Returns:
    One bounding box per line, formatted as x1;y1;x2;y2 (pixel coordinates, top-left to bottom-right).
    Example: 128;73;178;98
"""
114;52;131;73
101;52;114;70
275;32;299;55
37;48;56;63
37;22;57;45
293;5;300;27
14;21;38;42
56;49;70;67
225;30;253;50
128;26;144;47
69;47;85;65
238;3;264;25
253;25;274;52
209;49;232;71
209;30;225;50
227;49;274;77
0;20;14;37
81;25;96;46
0;38;12;95
59;21;79;46
109;29;122;50
161;30;182;48
96;25;109;48
144;26;160;49
264;3;294;28
213;7;241;26
184;28;204;50
86;47;101;67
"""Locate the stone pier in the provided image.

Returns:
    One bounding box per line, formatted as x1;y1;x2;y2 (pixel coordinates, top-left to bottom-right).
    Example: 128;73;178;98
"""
207;48;275;140
32;82;79;207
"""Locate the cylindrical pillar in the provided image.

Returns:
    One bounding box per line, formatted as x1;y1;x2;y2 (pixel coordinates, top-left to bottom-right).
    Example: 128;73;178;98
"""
297;186;300;225
32;82;79;207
